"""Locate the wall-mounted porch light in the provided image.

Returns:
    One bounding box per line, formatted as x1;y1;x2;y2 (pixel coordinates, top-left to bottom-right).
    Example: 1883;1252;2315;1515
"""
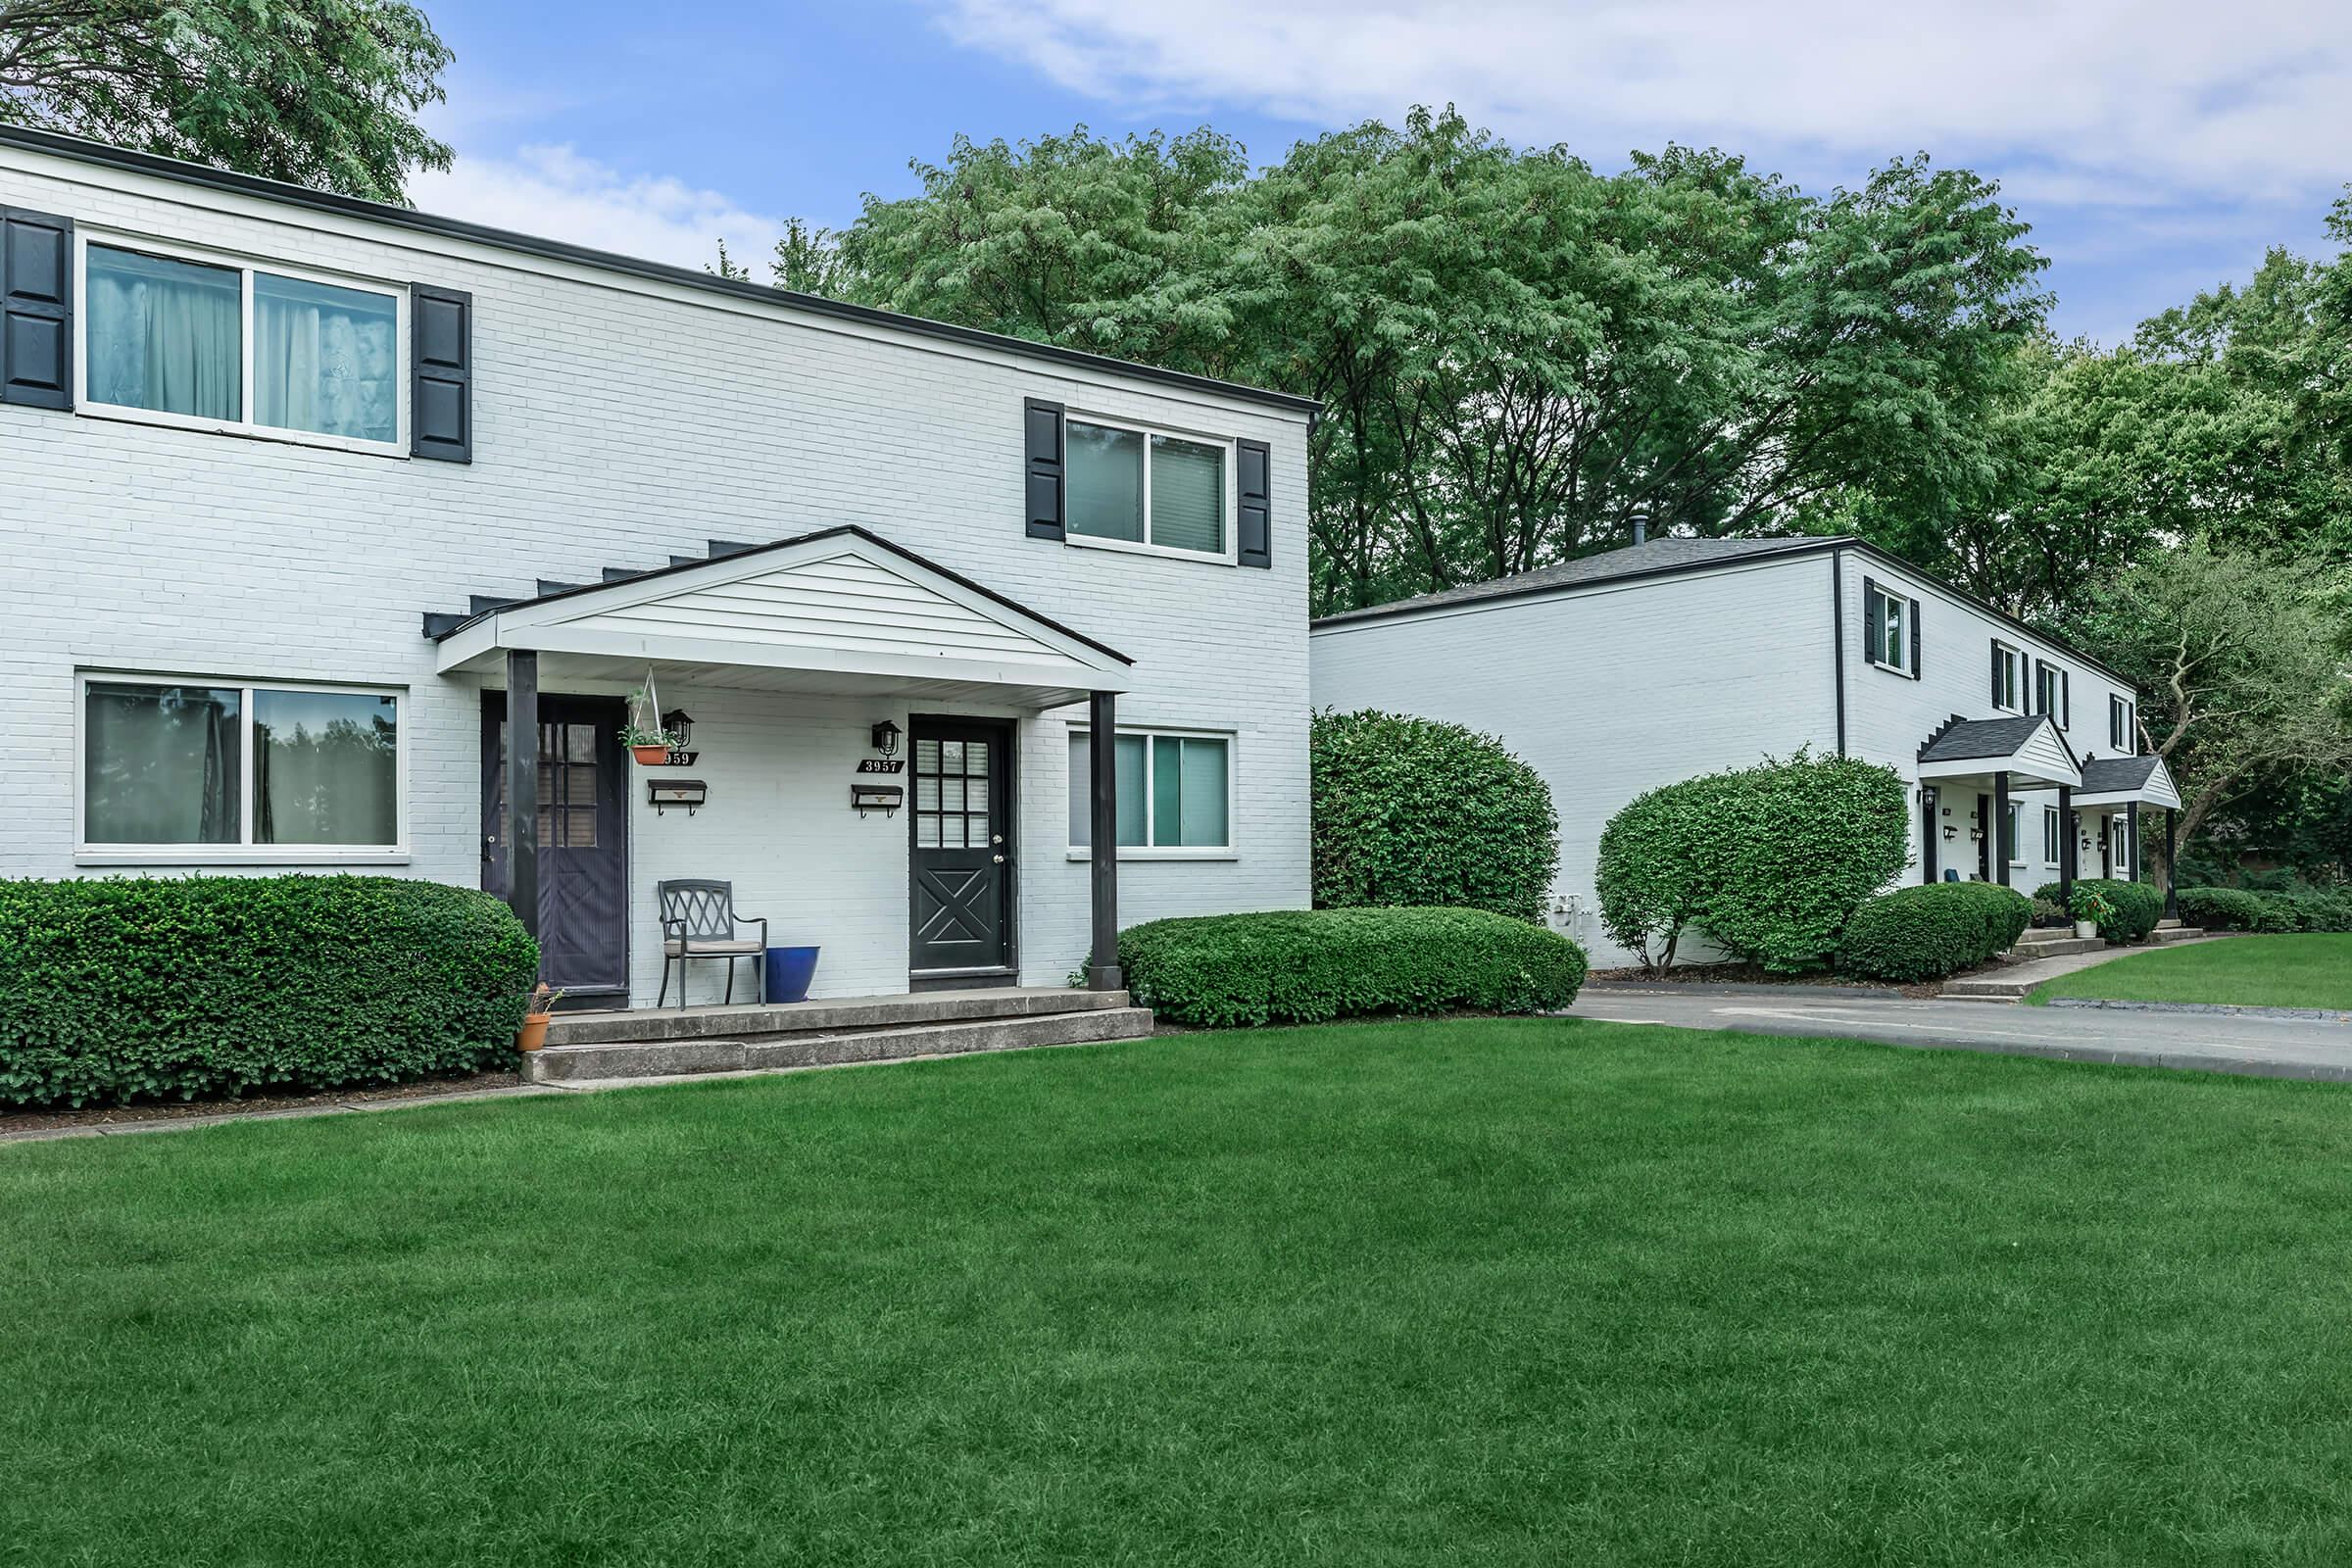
852;783;903;818
870;719;902;757
1942;824;1960;841
657;710;699;765
648;777;708;816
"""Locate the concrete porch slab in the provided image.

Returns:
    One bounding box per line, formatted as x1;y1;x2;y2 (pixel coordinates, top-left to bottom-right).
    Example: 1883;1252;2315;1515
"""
548;986;1127;1047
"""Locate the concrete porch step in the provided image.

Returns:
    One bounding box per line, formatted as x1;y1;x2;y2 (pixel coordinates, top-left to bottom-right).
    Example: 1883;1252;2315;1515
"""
2149;925;2206;943
1941;975;2035;1002
547;986;1128;1048
526;1004;1155;1084
2008;934;2107;958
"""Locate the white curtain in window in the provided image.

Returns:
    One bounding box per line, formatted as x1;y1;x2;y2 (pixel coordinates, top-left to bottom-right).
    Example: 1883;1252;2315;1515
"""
85;247;242;421
254;689;399;845
255;273;398;442
83;683;241;844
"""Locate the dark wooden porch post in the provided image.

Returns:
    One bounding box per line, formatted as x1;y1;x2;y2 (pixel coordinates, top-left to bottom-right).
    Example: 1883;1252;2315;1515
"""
1992;771;2012;888
505;647;540;943
2127;802;2142;883
2057;784;2075;906
1919;786;1938;884
2164;808;2180;918
1087;690;1122;991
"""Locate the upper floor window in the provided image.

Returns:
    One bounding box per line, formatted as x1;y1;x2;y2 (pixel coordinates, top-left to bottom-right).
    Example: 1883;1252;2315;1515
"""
2043;806;2062;863
82;238;402;452
2034;660;2070;725
78;672;405;860
2110;695;2136;754
1989;642;2022;712
1863;580;1916;675
1065;416;1231;560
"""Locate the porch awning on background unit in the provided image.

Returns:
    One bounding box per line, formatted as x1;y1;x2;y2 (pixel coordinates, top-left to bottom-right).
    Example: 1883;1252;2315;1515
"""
2074;754;2184;810
1915;714;2082;791
426;524;1131;710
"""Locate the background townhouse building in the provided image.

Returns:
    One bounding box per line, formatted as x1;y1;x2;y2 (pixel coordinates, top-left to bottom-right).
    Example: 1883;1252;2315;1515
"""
1309;535;2180;968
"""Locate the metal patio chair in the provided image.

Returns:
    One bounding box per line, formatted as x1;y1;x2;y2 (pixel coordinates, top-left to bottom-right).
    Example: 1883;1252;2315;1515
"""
656;879;768;1010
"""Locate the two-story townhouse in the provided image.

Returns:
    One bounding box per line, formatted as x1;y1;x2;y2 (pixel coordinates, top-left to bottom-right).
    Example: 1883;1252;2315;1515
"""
0;127;1317;1015
1308;534;2181;967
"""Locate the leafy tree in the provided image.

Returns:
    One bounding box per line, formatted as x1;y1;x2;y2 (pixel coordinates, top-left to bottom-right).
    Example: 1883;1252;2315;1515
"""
0;0;454;203
2076;543;2352;890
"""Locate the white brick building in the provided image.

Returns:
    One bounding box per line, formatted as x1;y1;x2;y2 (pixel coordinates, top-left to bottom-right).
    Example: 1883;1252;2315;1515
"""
0;127;1316;1007
1310;536;2181;967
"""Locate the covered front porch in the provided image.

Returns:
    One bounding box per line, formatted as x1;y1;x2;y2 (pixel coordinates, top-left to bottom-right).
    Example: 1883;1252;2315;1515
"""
426;525;1139;1007
1915;713;2185;912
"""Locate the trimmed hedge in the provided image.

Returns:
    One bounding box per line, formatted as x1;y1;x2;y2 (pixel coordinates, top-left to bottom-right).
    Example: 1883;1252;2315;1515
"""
1836;883;2034;983
2034;878;2163;944
1311;710;1559;921
1595;751;1909;971
2180;885;2352;933
1118;906;1588;1029
0;875;540;1107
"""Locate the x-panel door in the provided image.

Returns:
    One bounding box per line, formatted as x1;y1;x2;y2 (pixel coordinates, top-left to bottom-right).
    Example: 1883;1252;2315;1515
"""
908;718;1012;976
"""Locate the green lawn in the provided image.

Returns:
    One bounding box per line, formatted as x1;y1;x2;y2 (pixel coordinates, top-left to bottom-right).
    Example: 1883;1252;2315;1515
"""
10;1021;2352;1566
2030;933;2352;1010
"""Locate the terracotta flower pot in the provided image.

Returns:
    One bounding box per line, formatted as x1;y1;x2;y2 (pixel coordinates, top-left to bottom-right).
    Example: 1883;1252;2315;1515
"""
516;1012;552;1053
630;743;670;765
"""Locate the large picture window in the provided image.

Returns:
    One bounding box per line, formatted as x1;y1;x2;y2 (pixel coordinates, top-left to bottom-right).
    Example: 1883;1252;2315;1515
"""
82;238;402;451
1064;416;1232;560
1068;730;1232;853
80;674;403;858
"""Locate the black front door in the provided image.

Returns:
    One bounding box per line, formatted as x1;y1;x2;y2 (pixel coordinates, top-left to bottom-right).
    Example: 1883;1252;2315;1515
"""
908;718;1012;975
482;693;629;999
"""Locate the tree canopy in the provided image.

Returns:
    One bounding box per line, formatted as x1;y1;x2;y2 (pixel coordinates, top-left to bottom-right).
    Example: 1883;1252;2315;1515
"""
0;0;453;202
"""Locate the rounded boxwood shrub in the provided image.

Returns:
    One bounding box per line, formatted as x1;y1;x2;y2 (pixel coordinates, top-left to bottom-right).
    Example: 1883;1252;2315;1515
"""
1311;710;1558;921
1836;883;2034;982
1595;751;1909;971
1117;906;1587;1029
0;875;540;1107
2177;887;2266;932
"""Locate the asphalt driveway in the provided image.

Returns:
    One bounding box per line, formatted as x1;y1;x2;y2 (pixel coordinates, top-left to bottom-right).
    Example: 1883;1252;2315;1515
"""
1568;988;2352;1082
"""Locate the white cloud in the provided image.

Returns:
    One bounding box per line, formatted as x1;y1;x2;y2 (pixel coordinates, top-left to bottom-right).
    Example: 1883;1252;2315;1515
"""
406;144;784;272
923;0;2352;201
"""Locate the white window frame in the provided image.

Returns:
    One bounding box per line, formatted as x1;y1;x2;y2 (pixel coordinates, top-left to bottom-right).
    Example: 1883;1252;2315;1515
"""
74;227;411;460
74;670;411;864
2035;661;2066;721
2110;695;2135;754
1991;641;2023;712
1065;724;1238;860
2043;805;2061;863
1061;412;1240;565
1864;580;1914;675
2007;802;2027;866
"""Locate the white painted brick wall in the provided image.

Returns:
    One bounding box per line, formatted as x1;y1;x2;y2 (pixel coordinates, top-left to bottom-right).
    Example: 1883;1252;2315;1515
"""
1311;557;1840;965
0;148;1312;1002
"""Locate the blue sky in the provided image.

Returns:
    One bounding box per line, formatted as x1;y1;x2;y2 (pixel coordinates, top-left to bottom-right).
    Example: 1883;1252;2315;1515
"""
412;1;2352;347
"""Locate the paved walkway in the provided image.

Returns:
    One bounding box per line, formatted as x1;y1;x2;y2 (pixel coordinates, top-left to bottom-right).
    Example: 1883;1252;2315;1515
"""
1568;987;2352;1081
1941;935;2234;1001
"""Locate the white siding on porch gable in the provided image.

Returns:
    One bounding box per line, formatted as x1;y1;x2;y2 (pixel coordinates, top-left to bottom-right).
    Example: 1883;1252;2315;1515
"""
570;554;1071;667
1310;553;1838;966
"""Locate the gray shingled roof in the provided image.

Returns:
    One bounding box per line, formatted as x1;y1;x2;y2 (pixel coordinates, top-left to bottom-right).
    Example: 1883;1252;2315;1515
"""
1918;715;2052;763
2079;755;2164;793
1311;535;1842;626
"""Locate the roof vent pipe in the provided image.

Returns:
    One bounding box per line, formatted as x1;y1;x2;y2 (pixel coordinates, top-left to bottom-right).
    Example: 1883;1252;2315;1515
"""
1631;512;1649;547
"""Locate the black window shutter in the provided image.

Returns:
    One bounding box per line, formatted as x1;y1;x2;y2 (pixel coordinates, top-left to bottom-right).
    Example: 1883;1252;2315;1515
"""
2;207;73;410
1024;399;1064;540
1862;580;1884;667
2061;669;2072;728
1907;596;1922;680
411;283;472;463
1237;438;1272;568
1989;643;2002;706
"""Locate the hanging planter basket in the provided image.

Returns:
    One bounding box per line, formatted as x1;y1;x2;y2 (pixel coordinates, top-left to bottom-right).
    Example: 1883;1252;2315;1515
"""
622;667;678;765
